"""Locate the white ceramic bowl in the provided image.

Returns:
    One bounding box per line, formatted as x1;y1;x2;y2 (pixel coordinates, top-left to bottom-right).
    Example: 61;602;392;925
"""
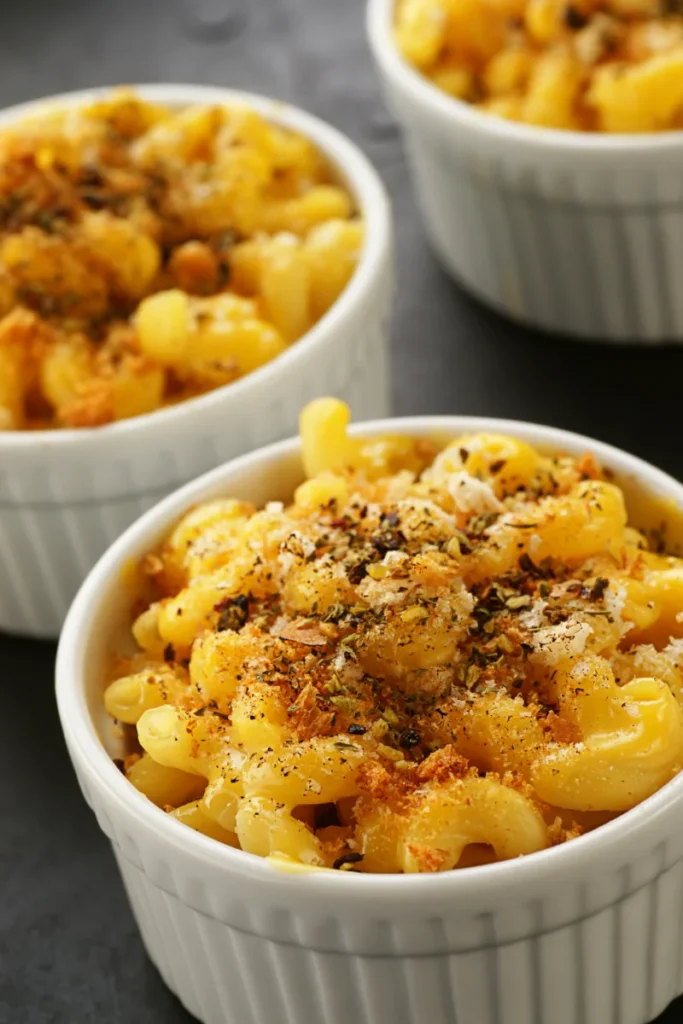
0;83;392;639
56;415;683;1024
367;0;683;343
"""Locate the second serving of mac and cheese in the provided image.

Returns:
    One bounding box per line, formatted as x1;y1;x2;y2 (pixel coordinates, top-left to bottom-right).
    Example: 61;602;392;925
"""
0;90;361;429
395;0;683;132
105;398;683;872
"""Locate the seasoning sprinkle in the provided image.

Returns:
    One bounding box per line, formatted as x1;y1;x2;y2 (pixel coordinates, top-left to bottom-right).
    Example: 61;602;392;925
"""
589;577;609;601
348;561;369;584
564;4;588;29
400;729;421;748
215;594;249;631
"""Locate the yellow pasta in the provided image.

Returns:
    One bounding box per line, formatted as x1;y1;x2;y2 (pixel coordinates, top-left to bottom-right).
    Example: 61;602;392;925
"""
40;340;94;414
306;220;364;321
79;211;160;299
231;684;291;753
395;0;450;68
200;772;245;833
260;186;353;235
236;796;324;865
588;50;683;132
522;52;583;129
104;665;186;725
395;0;683;132
239;738;366;806
0;343;25;429
124;753;205;808
357;777;548;872
532;655;683;809
105;398;683;872
0;88;362;430
171;801;239;846
259;235;311;343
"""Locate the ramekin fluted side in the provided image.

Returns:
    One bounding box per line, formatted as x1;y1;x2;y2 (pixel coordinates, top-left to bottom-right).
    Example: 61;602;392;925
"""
73;755;683;1024
400;130;683;342
367;0;683;343
115;852;683;1024
0;84;393;639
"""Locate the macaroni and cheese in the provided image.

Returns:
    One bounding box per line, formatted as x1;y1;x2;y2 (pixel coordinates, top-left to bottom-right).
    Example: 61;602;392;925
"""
395;0;683;131
0;90;362;429
105;398;683;871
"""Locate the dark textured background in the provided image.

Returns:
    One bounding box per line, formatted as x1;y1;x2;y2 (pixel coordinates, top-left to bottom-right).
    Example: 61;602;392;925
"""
2;0;683;1021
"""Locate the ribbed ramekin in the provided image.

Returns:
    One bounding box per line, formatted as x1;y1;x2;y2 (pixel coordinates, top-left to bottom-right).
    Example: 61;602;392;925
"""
56;416;683;1024
367;0;683;343
0;84;392;639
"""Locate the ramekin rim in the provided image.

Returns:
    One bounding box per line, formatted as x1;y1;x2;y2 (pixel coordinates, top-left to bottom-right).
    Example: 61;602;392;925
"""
55;413;683;899
367;0;683;156
0;82;391;456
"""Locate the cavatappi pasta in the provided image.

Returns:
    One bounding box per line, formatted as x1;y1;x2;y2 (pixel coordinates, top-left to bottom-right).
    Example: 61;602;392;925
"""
0;90;362;429
395;0;683;132
105;398;683;872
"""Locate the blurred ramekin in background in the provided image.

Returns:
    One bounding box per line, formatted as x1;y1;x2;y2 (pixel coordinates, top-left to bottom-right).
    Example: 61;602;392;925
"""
57;415;683;1024
367;0;683;344
0;84;392;639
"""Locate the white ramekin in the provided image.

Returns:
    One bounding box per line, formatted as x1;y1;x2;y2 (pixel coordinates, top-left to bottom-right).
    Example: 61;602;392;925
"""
0;83;392;639
367;0;683;343
57;415;683;1024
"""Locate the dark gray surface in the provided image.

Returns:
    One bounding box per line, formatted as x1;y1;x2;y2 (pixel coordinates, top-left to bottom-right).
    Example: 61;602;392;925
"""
1;1;683;1021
